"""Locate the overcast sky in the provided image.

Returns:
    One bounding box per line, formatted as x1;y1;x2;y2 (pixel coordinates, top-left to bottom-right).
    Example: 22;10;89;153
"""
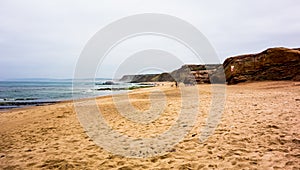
0;0;299;79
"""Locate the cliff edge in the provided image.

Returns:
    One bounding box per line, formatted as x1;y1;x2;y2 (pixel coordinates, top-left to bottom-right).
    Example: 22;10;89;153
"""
223;47;300;84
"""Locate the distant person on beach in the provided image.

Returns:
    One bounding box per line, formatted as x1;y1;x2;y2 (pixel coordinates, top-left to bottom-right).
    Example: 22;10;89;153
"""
175;81;178;88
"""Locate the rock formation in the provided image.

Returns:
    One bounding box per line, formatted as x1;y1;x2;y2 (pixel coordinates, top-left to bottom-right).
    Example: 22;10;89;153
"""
170;64;224;84
119;73;175;83
119;47;299;85
223;47;300;84
119;64;224;84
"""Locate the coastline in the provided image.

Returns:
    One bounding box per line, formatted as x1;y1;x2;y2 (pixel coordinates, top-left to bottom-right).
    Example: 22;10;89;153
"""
0;79;156;112
0;81;299;169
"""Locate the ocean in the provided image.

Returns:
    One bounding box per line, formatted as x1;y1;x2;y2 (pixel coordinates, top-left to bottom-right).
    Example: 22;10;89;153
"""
0;79;149;109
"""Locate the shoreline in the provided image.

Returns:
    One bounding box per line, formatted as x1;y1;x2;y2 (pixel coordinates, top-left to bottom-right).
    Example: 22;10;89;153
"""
0;80;298;113
0;80;155;112
0;81;165;112
0;81;299;169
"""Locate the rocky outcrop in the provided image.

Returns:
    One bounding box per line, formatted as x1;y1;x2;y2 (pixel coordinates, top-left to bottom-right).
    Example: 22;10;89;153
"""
122;74;158;83
119;64;224;84
170;64;224;84
209;65;227;84
223;47;300;84
119;73;174;83
118;75;136;82
119;47;299;84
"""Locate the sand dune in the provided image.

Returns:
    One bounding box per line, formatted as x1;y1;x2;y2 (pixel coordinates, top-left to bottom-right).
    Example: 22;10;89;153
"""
0;81;299;169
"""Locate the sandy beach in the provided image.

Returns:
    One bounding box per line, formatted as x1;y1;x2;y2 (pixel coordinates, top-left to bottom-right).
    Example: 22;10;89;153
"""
0;81;299;169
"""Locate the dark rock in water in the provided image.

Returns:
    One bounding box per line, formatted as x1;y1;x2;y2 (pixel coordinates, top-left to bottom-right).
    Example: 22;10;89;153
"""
15;98;38;101
102;81;115;85
0;101;57;108
223;47;300;84
95;81;117;85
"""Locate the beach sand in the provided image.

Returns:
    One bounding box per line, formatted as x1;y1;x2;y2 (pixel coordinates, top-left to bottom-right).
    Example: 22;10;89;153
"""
0;81;299;169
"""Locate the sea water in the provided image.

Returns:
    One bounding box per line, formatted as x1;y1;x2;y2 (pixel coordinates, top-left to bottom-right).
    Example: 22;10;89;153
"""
0;79;147;109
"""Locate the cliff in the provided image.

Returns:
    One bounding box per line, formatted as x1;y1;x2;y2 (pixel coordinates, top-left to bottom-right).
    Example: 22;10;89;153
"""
223;47;300;84
119;47;300;84
169;64;224;84
119;64;224;84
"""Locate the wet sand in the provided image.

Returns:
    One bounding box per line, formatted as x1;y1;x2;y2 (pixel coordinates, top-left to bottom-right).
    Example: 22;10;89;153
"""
0;81;299;169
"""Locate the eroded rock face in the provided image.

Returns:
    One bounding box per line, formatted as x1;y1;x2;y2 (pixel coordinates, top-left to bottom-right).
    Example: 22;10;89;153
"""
223;47;300;84
119;74;159;83
119;47;299;84
119;64;223;84
170;64;222;84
